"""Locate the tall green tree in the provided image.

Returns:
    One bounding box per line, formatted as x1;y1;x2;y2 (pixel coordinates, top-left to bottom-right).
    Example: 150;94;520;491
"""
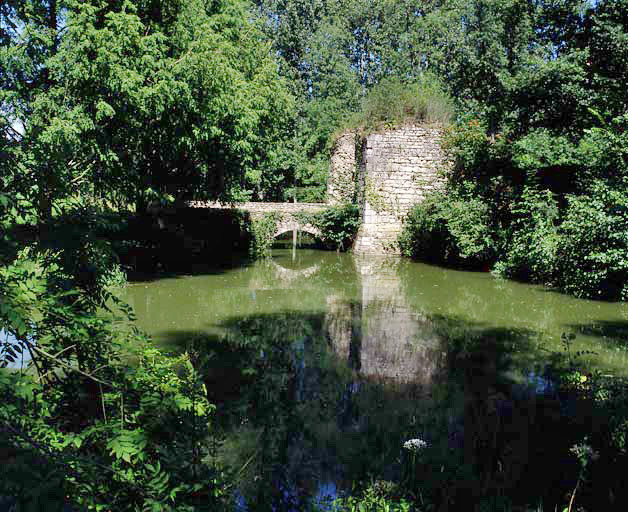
0;0;67;219
1;0;294;218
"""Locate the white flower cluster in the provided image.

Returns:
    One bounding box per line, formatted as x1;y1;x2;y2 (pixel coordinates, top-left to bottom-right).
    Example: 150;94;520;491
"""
403;438;428;452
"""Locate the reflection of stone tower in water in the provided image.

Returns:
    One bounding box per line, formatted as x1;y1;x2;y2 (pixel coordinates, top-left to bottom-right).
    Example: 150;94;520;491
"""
324;255;444;387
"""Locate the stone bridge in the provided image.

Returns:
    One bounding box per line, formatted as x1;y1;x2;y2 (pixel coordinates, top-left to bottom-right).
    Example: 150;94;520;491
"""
189;123;450;252
189;201;326;239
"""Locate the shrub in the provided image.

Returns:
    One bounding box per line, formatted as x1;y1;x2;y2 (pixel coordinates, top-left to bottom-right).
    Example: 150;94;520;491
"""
442;118;514;191
399;191;497;268
0;249;226;511
312;204;361;251
0;346;225;512
342;75;454;134
494;188;559;284
557;183;628;300
249;212;281;258
442;118;493;181
329;482;412;512
577;112;628;189
399;193;452;262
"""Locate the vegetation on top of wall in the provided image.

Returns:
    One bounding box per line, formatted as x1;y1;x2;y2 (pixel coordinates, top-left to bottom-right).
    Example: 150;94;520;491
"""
337;75;455;137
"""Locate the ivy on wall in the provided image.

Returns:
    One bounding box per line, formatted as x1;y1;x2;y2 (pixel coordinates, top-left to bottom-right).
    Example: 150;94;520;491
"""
363;176;391;214
248;212;282;259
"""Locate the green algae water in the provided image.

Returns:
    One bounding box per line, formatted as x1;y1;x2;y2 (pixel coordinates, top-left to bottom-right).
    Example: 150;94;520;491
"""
124;246;628;509
126;248;628;375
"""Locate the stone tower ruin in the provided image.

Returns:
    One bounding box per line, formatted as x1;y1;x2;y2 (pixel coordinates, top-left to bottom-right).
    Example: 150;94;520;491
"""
327;123;450;254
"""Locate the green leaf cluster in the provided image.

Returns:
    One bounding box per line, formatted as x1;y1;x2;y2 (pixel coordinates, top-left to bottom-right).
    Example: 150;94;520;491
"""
1;0;295;217
399;190;497;269
310;204;361;252
248;212;282;259
0;235;226;510
557;183;628;300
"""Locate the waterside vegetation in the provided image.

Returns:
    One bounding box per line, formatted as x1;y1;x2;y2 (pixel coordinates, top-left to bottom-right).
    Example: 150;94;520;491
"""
1;0;628;510
396;0;628;301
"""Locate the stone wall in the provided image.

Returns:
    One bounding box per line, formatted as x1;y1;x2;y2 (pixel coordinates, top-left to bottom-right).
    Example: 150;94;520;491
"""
192;122;449;255
348;124;449;254
326;132;358;205
189;201;326;216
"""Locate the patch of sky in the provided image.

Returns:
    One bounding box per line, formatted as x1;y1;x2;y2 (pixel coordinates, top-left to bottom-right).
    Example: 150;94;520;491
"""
1;328;33;370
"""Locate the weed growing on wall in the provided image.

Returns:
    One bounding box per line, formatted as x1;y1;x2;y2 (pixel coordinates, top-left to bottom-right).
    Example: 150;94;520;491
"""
249;212;282;258
247;205;361;258
339;75;454;136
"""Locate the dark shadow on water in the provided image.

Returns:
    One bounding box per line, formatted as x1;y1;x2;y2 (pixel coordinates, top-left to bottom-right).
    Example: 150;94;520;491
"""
125;251;255;283
118;208;255;282
569;320;628;348
154;308;605;511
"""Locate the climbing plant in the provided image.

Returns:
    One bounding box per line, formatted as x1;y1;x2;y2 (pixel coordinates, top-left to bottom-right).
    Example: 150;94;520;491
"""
249;212;282;258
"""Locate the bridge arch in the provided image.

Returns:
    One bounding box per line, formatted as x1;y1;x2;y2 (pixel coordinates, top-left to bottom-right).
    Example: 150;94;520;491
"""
274;219;321;240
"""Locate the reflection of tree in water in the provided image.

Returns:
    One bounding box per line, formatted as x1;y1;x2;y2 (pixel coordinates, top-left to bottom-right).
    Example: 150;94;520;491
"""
150;254;598;510
197;308;434;509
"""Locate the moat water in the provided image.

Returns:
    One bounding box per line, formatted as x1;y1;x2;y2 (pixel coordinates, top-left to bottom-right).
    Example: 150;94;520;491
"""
124;244;628;509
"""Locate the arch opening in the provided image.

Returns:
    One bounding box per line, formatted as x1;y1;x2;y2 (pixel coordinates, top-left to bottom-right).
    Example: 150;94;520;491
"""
273;219;322;241
274;227;322;240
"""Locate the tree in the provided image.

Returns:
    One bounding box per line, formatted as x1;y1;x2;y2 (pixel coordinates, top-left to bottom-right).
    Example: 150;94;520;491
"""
1;0;294;218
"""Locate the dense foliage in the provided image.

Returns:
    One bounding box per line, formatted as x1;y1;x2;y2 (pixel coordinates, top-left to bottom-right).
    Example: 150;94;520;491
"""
395;1;628;301
1;1;280;508
310;203;361;251
3;0;628;509
0;236;227;510
399;189;497;269
1;0;294;216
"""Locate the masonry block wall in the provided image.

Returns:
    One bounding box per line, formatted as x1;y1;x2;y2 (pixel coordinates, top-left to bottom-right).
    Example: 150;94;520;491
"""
326;132;358;205
328;124;449;254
